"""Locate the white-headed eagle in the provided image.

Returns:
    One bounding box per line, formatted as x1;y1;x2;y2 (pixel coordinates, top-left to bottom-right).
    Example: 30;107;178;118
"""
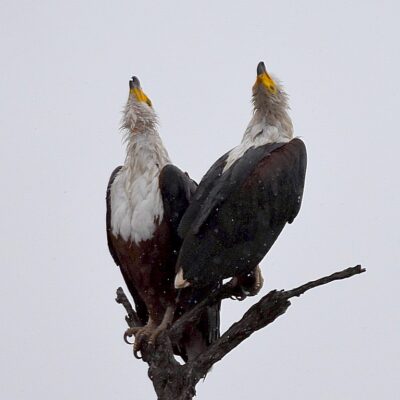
106;77;220;359
175;62;307;290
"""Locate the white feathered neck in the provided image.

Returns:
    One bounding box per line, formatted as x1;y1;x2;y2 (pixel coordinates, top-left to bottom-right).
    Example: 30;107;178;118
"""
223;77;293;173
110;100;171;243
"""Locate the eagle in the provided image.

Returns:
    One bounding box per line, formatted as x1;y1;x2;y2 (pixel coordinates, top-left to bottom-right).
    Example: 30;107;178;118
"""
175;62;307;289
106;76;219;359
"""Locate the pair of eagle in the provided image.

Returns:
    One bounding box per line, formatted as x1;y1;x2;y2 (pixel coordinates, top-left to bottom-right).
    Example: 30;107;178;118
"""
106;62;307;360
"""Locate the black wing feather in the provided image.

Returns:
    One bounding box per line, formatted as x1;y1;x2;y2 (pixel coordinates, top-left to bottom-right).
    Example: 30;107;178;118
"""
159;164;197;235
177;139;307;286
178;151;230;238
159;164;221;359
179;143;285;237
106;166;123;266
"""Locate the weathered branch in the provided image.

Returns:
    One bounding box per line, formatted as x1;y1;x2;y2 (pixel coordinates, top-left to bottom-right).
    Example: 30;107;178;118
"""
115;287;142;328
283;265;365;298
116;288;188;399
191;265;365;377
116;265;365;399
190;290;290;378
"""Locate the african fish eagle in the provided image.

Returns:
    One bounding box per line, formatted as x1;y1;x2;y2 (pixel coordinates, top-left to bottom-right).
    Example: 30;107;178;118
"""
175;62;307;289
106;76;219;359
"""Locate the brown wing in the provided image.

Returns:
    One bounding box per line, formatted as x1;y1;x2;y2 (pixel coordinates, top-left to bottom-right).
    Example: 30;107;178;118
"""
106;166;148;325
177;138;307;286
159;164;221;361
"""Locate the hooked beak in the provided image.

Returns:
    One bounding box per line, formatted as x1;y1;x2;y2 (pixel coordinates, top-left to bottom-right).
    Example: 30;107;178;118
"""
128;76;152;107
255;61;277;94
129;76;141;90
257;61;267;75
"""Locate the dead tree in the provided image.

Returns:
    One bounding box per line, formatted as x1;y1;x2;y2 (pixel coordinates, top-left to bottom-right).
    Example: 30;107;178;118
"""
116;265;365;400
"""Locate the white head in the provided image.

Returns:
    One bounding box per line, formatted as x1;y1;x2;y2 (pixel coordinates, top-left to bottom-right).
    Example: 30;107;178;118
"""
121;76;158;135
111;77;170;243
249;61;293;139
252;62;290;114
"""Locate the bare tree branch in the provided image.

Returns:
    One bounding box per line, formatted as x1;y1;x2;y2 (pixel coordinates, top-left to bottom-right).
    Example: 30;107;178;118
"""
191;265;365;377
283;265;365;298
115;287;142;328
116;265;365;400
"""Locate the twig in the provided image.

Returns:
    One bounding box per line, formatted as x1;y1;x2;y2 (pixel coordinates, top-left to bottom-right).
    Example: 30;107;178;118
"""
115;287;142;328
283;265;365;299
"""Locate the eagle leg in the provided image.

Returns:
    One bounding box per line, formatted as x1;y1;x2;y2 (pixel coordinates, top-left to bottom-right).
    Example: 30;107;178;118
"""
123;305;175;354
148;305;175;346
228;265;264;300
123;319;158;354
133;319;159;352
246;265;264;296
227;276;246;301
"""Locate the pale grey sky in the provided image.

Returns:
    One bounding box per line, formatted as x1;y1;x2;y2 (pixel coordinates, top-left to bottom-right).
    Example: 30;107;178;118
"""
1;1;399;399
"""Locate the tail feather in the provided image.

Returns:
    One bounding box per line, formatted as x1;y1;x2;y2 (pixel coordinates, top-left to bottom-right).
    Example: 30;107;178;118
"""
175;286;221;362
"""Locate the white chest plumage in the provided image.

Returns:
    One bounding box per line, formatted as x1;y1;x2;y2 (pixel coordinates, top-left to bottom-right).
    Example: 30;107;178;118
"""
223;117;292;174
110;133;170;244
110;168;164;243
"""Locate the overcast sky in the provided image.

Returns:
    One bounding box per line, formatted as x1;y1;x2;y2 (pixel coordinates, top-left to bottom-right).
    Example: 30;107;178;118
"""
1;0;399;399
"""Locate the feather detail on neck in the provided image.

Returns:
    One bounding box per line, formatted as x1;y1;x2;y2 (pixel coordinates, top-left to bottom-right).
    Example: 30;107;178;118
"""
222;109;293;173
110;105;171;244
223;78;293;174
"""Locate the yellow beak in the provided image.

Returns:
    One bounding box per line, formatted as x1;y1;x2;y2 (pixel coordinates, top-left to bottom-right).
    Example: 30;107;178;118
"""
130;87;152;107
256;72;277;94
129;76;152;107
255;62;277;94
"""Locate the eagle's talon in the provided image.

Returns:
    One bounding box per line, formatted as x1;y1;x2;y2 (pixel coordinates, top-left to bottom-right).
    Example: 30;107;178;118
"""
246;265;264;297
123;319;158;353
124;327;139;345
228;279;248;301
228;265;264;300
124;335;134;345
230;294;247;301
133;349;143;359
